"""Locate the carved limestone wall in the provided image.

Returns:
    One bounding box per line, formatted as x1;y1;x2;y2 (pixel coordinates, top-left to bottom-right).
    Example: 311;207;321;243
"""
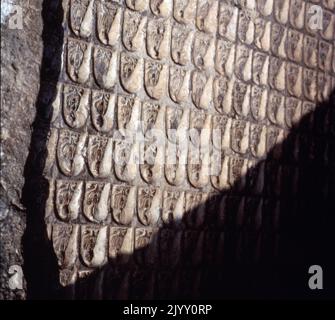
39;0;335;299
2;0;334;299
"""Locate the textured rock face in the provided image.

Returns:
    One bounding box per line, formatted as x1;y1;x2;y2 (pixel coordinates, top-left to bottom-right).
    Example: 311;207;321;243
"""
0;0;43;299
1;0;335;299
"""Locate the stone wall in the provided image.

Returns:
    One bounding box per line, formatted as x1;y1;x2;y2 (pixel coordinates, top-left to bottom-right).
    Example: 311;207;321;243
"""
1;0;335;299
0;0;43;299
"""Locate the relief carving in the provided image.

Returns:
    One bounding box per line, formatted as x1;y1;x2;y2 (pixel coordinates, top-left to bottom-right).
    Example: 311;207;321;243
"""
171;24;194;66
162;190;185;225
63;84;89;129
271;23;287;59
81;225;108;268
287;29;303;63
120;53;143;93
196;0;218;34
231;120;250;155
191;70;213;110
250;124;267;158
303;68;317;101
289;0;305;30
215;39;235;77
269;57;286;92
254;18;271;52
138;187;162;226
188;112;211;188
257;0;273;16
169;67;190;103
69;0;94;38
287;63;303;98
144;61;168;100
109;227;134;263
91;91;115;133
238;10;255;45
67;38;91;84
146;18;171;60
56;180;83;221
125;0;148;12
52;224;79;269
233;80;250;118
93;46;118;89
274;0;290;24
286;97;302;128
251;85;267;122
150;0;172;17
87;135;113;178
268;91;285;127
57;130;87;177
173;0;197;24
252;51;269;86
193;32;215;70
218;4;238;41
235;45;252;82
122;10;147;52
96;2;122;46
111;185;136;226
83;182;110;223
303;35;318;68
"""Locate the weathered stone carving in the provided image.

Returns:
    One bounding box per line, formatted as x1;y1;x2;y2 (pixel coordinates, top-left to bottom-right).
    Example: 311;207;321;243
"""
238;10;255;45
191;70;213;110
69;0;94;38
269;57;286;92
83;182;110;223
162;190;185;225
144;61;168;100
52;224;79;268
122;10;147;52
271;23;287;58
171;23;193;66
169;67;190;103
57;130;87;177
28;0;334;300
251;85;268;122
287;29;303;63
91;91;115;133
231;120;250;155
188;112;211;188
218;3;238;41
215;39;235;77
146;18;171;60
254;18;271;52
268;91;285;127
235;45;252;82
87;135;113;178
120;53;143;93
150;0;172;17
67;39;91;84
81;225;108;268
96;2;122;46
109;227;134;263
173;0;197;24
63;84;89;129
55;180;82;222
93;46;118;89
111;185;136;226
196;0;218;34
289;0;305;30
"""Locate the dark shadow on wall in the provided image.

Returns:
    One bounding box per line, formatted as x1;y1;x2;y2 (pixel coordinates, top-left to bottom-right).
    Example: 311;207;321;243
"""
21;0;335;300
22;0;64;299
53;89;335;300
